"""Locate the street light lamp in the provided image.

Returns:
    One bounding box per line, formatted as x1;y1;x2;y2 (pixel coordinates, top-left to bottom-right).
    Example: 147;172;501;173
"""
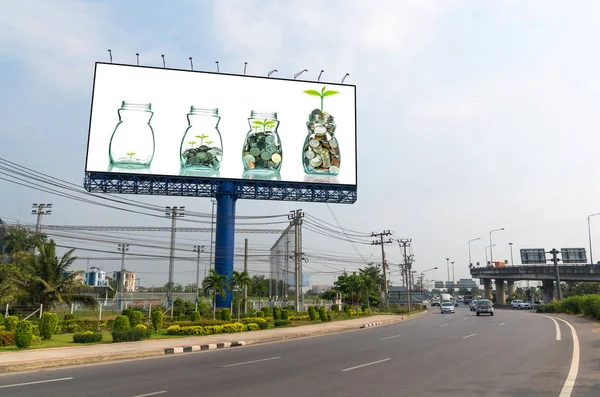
588;213;600;265
468;238;481;267
445;258;450;283
489;228;505;266
485;244;496;266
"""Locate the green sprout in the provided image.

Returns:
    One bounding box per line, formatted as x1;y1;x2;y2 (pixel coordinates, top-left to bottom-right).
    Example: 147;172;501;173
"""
194;134;209;145
126;151;136;159
252;118;277;132
187;141;197;148
206;140;214;146
303;85;340;112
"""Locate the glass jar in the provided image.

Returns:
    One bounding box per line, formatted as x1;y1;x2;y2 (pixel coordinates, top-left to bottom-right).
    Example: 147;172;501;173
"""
242;111;282;173
108;101;155;168
302;109;340;175
180;107;223;170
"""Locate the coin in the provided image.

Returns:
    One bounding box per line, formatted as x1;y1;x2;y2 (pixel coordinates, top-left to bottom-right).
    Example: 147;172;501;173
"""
250;148;260;157
266;144;277;153
330;138;338;148
322;152;331;168
244;154;255;163
271;153;282;163
329;165;339;174
257;141;266;150
247;161;255;170
255;158;265;168
266;136;275;145
305;149;315;159
309;139;320;148
314;126;326;135
322;142;330;149
332;157;340;166
261;151;271;161
310;155;322;167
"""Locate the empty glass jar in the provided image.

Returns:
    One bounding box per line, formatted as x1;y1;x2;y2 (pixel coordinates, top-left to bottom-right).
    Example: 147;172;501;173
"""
242;111;282;173
108;101;155;168
302;109;340;175
180;107;223;170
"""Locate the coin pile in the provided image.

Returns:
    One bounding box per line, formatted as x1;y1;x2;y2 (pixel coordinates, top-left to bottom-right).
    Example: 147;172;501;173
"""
242;132;282;171
182;145;222;169
304;109;340;175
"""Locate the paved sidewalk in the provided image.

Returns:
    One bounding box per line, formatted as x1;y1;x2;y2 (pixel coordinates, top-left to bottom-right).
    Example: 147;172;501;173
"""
0;312;427;373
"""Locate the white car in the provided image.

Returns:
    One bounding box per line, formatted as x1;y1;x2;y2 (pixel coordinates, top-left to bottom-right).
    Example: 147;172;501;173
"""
518;301;531;310
440;301;455;314
511;300;524;309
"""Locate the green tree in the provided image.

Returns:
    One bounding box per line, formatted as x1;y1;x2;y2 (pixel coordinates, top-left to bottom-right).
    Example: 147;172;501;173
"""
255;278;268;309
202;269;228;319
0;263;31;304
1;226;46;265
27;240;84;306
230;270;252;321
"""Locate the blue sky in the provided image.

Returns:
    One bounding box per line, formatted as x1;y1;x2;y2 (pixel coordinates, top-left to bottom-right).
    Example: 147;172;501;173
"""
2;0;600;288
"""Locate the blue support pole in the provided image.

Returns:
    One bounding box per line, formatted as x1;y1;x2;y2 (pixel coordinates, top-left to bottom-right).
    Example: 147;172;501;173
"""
214;183;237;308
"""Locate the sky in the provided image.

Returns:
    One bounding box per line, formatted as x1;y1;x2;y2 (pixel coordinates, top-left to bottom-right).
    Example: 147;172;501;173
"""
2;0;600;289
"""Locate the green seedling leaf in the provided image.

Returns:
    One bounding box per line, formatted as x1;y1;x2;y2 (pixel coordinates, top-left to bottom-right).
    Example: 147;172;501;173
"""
265;121;277;127
206;140;214;146
321;86;326;94
126;151;136;159
303;90;321;96
252;120;264;125
188;141;197;146
323;90;340;97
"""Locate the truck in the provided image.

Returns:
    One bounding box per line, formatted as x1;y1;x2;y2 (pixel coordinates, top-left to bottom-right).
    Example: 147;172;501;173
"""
441;293;451;302
463;294;473;304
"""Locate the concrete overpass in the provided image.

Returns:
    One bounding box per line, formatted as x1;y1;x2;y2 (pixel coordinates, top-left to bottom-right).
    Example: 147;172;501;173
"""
469;264;600;304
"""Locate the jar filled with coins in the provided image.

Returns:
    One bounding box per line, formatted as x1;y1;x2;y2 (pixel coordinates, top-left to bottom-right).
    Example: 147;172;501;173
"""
180;107;223;170
108;101;155;168
242;111;282;173
302;109;340;175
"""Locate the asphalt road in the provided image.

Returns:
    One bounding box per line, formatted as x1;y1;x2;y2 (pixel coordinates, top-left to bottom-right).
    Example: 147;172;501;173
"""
0;306;591;397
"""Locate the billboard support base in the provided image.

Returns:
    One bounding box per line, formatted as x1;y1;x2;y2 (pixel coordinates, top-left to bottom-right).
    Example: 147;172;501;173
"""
214;182;237;309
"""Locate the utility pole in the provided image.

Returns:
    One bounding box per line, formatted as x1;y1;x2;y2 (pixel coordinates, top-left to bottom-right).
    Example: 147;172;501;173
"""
372;231;393;309
31;203;52;233
165;206;185;308
244;238;248;314
117;243;129;311
551;248;562;300
451;261;455;283
209;199;216;272
288;210;305;313
445;257;450;283
193;245;204;301
397;239;413;311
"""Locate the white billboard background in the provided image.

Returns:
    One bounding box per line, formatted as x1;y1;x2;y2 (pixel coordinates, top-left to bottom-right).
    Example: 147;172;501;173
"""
86;63;357;185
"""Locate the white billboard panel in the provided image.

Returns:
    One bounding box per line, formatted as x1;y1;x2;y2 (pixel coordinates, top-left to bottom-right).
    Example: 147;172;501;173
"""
85;63;357;186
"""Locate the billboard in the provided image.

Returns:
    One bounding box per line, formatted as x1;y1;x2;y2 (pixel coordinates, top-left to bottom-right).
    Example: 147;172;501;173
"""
520;249;547;264
561;248;587;264
85;63;357;187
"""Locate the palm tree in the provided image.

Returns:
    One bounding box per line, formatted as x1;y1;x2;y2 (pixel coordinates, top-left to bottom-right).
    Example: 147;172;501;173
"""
231;270;252;321
27;240;83;306
256;278;268;310
1;226;46;265
202;269;228;319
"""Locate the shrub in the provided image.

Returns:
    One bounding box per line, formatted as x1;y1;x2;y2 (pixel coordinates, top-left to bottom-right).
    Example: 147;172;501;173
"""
130;311;143;327
63;314;75;321
220;308;232;321
40;312;59;340
240;317;267;324
256;311;265;318
327;313;333;322
166;322;245;336
261;306;272;317
0;331;15;346
112;328;152;342
4;315;18;331
331;304;339;312
343;304;351;313
581;295;600;319
198;300;211;317
0;313;3;325
190;311;201;322
258;321;269;330
272;307;281;320
274;319;290;327
57;319;112;333
135;324;147;331
167;325;204;336
247;323;260;331
122;309;133;319
73;331;103;343
281;309;289;321
319;307;327;322
308;306;317;321
113;315;130;332
289;315;310;321
15;321;34;348
151;310;163;332
561;296;584;314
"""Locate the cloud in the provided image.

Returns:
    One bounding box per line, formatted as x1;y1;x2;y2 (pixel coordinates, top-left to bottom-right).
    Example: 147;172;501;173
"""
0;0;126;94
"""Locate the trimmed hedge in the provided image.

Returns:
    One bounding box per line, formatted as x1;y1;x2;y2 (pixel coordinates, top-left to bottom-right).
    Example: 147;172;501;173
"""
220;308;232;321
63;314;75;321
130;311;143;327
4;315;18;332
0;331;15;346
40;312;59;340
274;319;290;327
308;306;317;321
166;322;245;336
112;328;152;343
281;309;289;320
73;331;103;343
58;319;113;333
536;294;600;320
319;307;327;322
15;321;34;348
258;321;269;330
247;323;260;331
113;315;130;332
152;310;163;332
289;315;310;321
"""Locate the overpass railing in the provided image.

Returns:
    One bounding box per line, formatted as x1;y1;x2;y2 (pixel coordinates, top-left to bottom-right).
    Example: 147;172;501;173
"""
470;264;600;277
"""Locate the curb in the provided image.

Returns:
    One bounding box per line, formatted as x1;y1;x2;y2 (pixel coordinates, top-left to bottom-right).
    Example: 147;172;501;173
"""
164;341;245;355
360;321;382;328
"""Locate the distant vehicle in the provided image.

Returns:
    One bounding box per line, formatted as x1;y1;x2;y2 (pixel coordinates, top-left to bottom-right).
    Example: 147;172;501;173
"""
441;293;451;302
450;299;459;307
431;297;441;307
441;301;455;314
463;295;473;304
476;302;494;316
518;301;531;310
470;300;479;311
511;300;524;309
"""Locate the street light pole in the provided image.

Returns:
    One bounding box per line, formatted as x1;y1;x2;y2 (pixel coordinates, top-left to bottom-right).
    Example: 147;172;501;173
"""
588;213;600;265
489;228;505;266
485;244;495;266
508;242;514;266
468;238;481;267
445;258;450;282
193;245;205;298
420;267;438;306
451;261;455;283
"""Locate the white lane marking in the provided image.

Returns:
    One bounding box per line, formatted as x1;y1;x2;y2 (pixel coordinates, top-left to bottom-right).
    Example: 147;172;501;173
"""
439;324;449;328
464;318;468;320
463;333;477;339
341;358;393;372
552;316;580;397
499;322;506;326
0;377;73;389
132;392;167;397
541;315;561;340
380;335;401;340
223;356;281;368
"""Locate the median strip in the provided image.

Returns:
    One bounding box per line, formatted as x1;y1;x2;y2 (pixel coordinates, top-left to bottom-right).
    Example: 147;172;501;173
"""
164;341;243;355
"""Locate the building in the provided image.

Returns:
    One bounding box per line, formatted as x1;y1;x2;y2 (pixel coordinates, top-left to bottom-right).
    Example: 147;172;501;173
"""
84;267;108;287
311;284;331;293
113;270;136;292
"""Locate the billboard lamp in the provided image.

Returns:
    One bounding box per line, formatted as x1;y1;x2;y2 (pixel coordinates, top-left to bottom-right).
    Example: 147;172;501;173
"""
294;69;308;79
268;69;278;77
318;70;324;82
189;57;193;70
215;61;219;73
161;54;166;68
136;53;139;66
342;73;350;84
244;62;248;75
107;49;112;63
